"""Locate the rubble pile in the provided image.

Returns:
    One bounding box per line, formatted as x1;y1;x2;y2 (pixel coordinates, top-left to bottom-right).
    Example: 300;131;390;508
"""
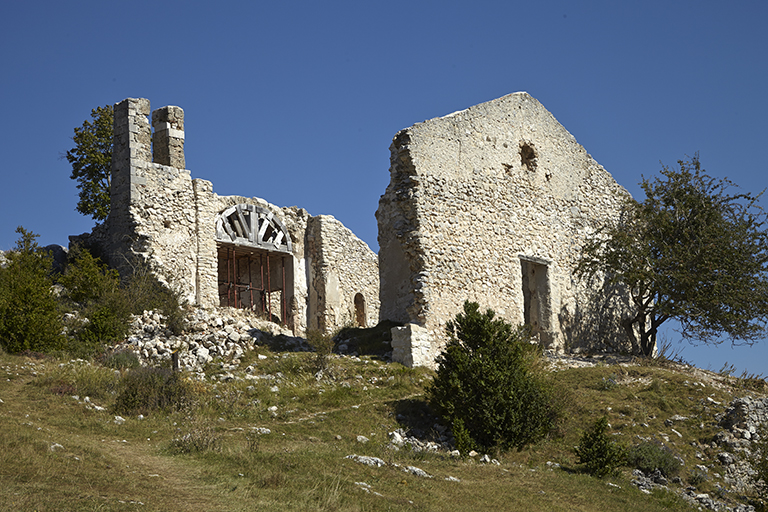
124;308;306;372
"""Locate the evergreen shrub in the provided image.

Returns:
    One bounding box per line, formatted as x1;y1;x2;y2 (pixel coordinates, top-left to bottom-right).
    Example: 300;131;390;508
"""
575;415;626;477
59;246;131;356
427;301;560;452
0;228;65;353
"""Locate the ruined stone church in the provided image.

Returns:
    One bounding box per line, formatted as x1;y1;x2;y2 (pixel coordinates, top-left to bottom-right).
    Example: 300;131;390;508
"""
75;93;632;367
74;98;380;336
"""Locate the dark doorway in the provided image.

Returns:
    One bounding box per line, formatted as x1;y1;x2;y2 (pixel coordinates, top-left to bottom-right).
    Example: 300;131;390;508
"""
520;258;552;345
217;244;292;324
354;293;366;327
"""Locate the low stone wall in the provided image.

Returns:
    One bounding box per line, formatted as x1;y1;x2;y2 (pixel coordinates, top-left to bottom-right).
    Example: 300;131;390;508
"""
391;324;435;369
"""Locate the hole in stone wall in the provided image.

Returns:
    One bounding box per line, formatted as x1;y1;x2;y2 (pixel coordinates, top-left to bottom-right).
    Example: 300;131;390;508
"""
520;142;538;172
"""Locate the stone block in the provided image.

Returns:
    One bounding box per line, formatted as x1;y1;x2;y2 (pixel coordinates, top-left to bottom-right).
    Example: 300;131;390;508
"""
391;323;435;369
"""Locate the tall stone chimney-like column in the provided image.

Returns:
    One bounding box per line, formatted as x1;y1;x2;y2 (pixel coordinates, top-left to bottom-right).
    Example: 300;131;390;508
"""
152;106;185;169
111;98;151;211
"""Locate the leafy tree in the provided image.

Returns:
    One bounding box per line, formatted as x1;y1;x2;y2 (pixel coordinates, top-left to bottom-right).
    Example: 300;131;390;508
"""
578;155;768;356
66;105;113;221
0;227;65;353
427;301;560;452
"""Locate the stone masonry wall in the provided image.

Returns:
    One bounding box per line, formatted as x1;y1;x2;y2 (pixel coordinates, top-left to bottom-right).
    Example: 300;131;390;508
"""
377;92;633;363
73;97;379;338
306;215;380;333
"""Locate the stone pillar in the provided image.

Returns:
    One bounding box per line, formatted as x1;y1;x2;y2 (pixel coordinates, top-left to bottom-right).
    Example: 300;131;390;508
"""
152;106;185;169
111;98;151;209
192;178;218;307
105;98;152;272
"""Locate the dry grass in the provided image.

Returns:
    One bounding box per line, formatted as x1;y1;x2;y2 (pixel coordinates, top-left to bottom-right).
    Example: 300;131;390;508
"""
0;347;764;511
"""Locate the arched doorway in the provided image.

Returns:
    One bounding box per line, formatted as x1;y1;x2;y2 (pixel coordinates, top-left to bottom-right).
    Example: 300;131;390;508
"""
215;204;294;323
354;293;366;327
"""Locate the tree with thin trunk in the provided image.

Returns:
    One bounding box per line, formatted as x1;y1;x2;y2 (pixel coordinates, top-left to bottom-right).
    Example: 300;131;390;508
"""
578;154;768;356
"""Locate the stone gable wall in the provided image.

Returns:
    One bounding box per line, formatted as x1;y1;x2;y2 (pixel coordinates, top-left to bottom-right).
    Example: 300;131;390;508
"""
377;92;633;363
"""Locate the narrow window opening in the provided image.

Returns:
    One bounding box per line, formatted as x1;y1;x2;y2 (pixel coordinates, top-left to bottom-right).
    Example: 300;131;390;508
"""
354;293;366;327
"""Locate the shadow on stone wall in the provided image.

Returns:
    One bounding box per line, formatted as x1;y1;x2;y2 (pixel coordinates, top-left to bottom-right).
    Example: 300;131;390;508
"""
561;278;640;355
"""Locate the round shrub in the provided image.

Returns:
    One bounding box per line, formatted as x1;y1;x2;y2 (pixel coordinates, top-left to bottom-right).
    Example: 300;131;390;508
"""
626;440;682;477
427;301;561;452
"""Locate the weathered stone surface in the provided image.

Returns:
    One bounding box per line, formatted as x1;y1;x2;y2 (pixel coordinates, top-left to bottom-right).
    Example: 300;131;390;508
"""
391;323;434;369
72;97;378;337
377;92;635;366
306;215;379;332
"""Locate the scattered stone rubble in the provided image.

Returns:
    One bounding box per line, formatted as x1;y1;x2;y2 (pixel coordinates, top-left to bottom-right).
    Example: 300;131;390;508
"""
716;397;768;494
621;395;768;512
124;307;307;373
387;427;451;453
345;454;435;479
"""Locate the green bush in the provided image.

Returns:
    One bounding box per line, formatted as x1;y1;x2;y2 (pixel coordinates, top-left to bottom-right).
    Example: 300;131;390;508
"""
427;301;560;452
575;416;626;477
451;417;476;455
113;366;192;415
626;440;682;477
59;246;132;356
0;227;65;354
58;246;120;306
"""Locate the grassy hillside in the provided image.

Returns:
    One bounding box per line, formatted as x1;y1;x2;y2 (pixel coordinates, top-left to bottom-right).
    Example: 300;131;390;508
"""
0;340;765;511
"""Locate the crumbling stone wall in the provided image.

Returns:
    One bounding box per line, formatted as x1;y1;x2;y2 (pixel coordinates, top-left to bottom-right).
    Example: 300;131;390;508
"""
377;92;633;365
73;97;378;336
306;215;380;332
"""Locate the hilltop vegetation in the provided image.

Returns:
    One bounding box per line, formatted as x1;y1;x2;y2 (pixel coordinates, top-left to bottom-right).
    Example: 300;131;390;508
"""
1;322;766;511
1;231;767;510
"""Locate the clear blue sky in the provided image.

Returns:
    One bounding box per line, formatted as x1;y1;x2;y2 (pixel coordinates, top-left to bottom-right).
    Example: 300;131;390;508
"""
1;1;766;376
